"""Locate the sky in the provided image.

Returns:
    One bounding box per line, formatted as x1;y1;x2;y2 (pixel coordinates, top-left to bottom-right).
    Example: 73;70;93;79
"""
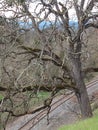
0;0;98;22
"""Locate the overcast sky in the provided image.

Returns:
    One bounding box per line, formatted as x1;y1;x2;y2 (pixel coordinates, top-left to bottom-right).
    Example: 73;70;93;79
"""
0;0;98;21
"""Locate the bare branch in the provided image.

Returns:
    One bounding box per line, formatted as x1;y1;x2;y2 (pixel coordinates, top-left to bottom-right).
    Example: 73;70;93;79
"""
0;105;47;117
20;46;68;70
84;67;98;73
86;0;95;12
22;3;41;34
83;14;98;24
85;23;98;29
73;0;80;21
80;0;85;10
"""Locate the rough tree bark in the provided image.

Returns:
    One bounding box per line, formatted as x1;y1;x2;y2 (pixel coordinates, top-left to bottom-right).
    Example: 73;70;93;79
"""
69;53;93;118
68;33;93;117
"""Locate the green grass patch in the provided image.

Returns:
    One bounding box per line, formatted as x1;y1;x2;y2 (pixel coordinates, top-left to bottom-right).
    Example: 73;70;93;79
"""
37;91;50;98
0;93;4;100
28;91;51;110
59;109;98;130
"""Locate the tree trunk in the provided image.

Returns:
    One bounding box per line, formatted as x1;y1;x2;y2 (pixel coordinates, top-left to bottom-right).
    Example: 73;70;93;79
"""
69;54;93;118
75;75;93;118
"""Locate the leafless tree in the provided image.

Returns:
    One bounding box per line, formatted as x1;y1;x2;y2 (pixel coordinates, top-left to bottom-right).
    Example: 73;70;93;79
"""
18;0;98;118
0;1;98;127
